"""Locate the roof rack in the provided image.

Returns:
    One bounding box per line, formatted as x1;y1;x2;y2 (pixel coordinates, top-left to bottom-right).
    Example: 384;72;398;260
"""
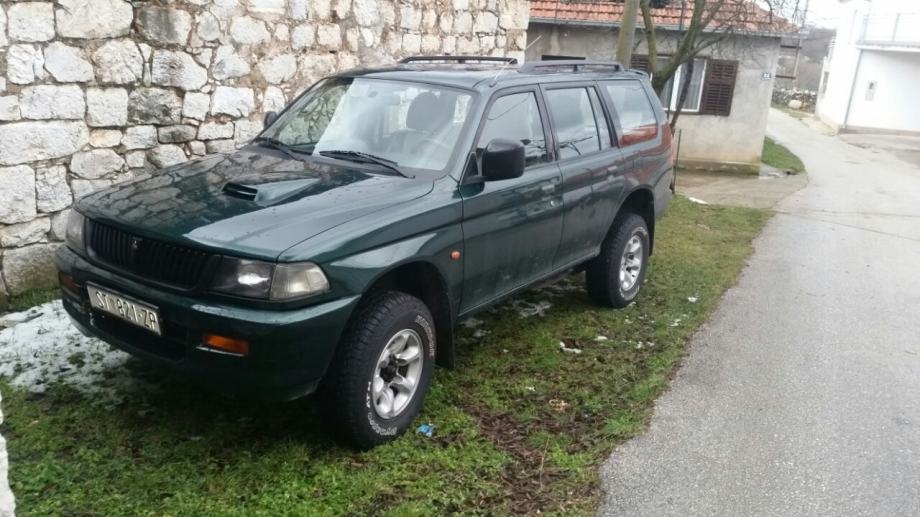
518;60;624;74
399;55;519;65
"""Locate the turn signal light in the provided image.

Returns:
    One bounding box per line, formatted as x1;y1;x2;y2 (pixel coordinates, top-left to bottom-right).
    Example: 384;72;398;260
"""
58;272;81;294
202;333;250;356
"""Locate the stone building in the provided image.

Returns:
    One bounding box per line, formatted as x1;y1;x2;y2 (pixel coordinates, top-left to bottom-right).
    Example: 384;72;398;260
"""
0;0;529;307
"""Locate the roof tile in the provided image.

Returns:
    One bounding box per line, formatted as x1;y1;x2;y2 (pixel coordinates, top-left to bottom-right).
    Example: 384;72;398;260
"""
529;0;798;34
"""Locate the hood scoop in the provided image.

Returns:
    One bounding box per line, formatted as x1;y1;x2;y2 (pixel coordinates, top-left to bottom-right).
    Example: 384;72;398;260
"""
221;177;322;206
222;182;258;201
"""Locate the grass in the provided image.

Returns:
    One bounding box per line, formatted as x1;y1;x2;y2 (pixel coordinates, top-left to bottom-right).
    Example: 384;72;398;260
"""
4;287;60;313
763;136;806;174
771;103;812;120
0;197;770;515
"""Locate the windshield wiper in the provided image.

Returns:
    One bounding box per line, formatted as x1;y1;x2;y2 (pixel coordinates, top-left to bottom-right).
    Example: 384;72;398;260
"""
254;137;312;162
318;150;414;178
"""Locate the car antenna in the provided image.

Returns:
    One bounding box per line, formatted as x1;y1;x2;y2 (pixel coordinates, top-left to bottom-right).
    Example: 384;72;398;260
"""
489;34;543;87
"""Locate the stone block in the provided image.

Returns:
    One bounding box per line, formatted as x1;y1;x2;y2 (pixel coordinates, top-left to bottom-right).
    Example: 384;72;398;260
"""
147;145;188;168
0;121;89;165
0;98;20;122
136;7;192;45
89;129;123;148
86;88;129;127
212;46;251;80
43;42;94;82
0;166;37;224
123;125;159;150
7;44;44;85
35;165;72;213
56;0;134;39
128;88;183;124
158;125;198;143
151;50;208;91
211;87;254;117
198;122;235;140
0;218;50;248
92;40;144;84
183;92;211;121
230;16;270;44
2;243;60;296
20;85;85;120
257;54;297;84
70;149;124;179
8;2;55;42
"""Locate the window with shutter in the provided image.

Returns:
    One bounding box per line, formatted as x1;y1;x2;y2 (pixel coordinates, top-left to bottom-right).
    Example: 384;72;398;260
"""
699;59;738;116
630;55;650;72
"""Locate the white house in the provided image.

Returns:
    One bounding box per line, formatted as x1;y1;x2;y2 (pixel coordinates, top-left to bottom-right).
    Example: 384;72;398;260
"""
817;0;920;134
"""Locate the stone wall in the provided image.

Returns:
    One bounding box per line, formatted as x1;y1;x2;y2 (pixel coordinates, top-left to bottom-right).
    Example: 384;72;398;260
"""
0;0;529;307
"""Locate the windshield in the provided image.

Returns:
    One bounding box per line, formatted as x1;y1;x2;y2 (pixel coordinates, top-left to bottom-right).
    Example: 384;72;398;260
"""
261;77;474;174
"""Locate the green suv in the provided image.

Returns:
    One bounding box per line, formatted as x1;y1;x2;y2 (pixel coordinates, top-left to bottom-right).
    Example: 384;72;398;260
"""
56;56;675;448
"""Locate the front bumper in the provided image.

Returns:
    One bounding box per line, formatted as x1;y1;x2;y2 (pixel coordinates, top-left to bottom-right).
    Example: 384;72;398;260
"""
55;245;360;401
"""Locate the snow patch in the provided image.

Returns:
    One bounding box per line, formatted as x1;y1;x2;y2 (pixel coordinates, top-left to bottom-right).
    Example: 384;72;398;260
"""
512;300;552;318
0;301;157;405
460;317;483;329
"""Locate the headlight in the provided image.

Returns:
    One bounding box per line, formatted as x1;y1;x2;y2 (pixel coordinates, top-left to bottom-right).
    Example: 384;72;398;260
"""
210;258;329;300
65;211;86;253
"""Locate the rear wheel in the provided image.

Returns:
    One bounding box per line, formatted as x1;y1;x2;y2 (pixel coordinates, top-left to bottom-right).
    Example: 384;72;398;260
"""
324;290;436;449
586;213;650;308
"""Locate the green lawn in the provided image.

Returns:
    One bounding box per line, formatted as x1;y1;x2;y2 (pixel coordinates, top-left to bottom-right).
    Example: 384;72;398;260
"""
763;136;806;174
4;287;59;313
1;197;770;515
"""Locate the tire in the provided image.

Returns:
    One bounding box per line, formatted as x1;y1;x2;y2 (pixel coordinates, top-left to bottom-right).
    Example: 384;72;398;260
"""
585;213;651;308
323;290;436;449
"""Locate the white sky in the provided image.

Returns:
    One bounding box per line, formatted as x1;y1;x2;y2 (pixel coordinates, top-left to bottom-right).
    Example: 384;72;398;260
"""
805;0;843;28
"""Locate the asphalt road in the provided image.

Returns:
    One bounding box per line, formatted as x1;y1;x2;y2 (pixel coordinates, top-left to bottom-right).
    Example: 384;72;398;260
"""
600;109;920;516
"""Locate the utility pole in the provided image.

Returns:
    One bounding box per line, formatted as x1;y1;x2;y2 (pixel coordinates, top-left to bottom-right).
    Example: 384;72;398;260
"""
616;0;640;66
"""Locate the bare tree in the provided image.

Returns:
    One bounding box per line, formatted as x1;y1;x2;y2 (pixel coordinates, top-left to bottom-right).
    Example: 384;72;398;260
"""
636;0;798;129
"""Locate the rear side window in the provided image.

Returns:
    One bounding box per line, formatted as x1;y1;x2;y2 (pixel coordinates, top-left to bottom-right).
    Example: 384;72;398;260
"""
545;88;601;160
588;88;612;148
478;92;549;168
604;81;659;146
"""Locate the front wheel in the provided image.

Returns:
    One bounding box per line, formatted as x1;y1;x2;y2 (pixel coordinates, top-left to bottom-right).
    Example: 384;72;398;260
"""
323;290;436;449
585;213;650;308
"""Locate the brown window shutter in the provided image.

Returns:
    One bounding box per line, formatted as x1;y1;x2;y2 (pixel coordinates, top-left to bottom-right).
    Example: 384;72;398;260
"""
630;55;650;72
700;59;738;116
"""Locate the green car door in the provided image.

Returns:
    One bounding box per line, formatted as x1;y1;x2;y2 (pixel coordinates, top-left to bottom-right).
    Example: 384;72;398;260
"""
542;83;628;268
458;88;564;313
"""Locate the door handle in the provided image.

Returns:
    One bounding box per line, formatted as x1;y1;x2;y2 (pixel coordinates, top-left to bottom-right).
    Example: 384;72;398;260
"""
541;183;556;194
606;165;620;174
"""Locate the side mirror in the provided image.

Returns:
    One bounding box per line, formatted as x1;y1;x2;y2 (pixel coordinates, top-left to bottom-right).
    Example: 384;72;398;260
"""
481;138;525;181
263;111;278;129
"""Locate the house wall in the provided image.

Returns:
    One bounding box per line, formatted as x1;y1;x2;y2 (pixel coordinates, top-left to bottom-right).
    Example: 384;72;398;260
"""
817;0;867;128
0;0;530;306
846;51;920;133
526;23;781;171
817;0;920;133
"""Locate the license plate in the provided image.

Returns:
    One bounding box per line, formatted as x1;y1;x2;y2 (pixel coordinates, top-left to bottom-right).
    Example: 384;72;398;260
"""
87;284;162;336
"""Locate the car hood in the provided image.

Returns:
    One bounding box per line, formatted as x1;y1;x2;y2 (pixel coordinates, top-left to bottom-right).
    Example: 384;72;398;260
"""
77;147;435;260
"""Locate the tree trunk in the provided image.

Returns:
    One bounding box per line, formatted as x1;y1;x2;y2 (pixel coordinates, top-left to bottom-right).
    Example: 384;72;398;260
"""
669;58;694;131
617;0;641;66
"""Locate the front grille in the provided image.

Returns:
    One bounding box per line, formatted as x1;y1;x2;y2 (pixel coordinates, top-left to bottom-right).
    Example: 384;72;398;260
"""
88;221;212;288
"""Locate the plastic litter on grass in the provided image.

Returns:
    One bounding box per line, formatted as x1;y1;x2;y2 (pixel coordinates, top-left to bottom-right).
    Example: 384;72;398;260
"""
416;423;435;438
